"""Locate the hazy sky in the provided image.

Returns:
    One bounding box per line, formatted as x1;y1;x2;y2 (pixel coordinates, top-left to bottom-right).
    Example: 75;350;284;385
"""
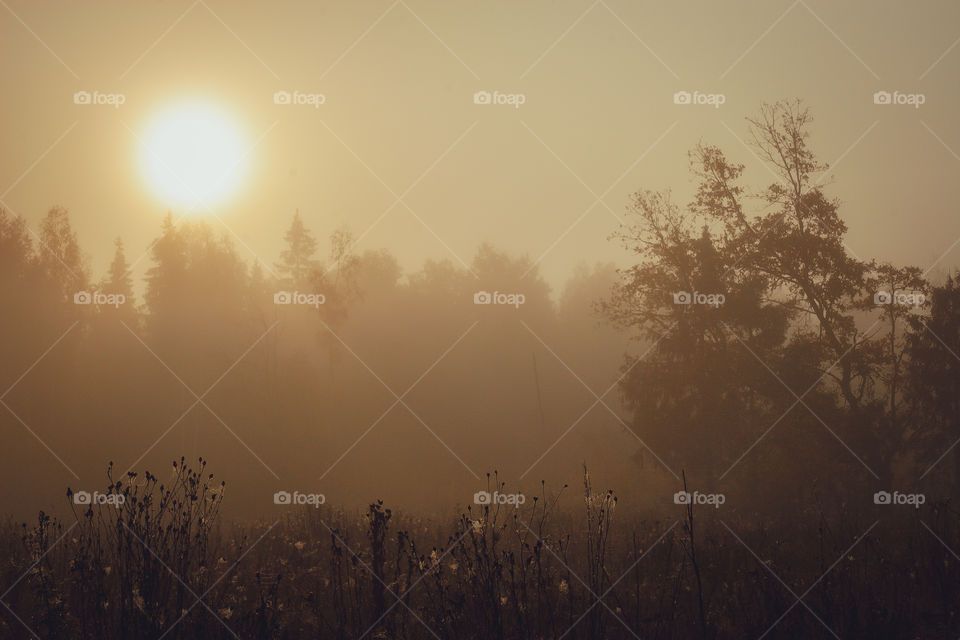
2;0;959;289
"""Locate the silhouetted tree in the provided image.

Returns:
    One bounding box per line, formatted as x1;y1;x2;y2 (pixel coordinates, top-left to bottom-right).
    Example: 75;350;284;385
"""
604;100;924;487
905;275;960;482
103;237;134;301
0;208;33;279
144;215;254;385
860;264;927;443
276;210;318;288
37;206;88;301
693;102;874;411
0;208;41;385
144;213;187;321
602;190;792;482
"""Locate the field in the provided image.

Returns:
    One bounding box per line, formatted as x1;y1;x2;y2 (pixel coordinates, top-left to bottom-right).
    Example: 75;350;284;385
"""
2;461;957;639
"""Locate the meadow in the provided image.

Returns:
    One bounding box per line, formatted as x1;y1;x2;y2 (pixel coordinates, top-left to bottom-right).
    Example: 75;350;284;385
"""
2;460;956;639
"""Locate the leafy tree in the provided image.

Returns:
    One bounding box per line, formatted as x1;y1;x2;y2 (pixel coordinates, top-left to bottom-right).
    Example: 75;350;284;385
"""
353;249;401;299
602;190;792;481
904;275;960;482
0;208;34;279
37;206;88;301
603;100;924;486
862;264;927;428
311;226;360;369
693;102;873;411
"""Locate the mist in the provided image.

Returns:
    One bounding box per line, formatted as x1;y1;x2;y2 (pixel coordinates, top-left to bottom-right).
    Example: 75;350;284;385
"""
3;1;960;638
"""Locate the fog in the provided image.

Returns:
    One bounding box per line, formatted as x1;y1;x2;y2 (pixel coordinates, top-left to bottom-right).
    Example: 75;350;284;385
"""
3;2;960;638
0;211;647;518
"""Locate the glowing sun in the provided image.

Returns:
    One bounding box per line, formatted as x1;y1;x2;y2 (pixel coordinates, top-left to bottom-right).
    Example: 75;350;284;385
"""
140;103;248;210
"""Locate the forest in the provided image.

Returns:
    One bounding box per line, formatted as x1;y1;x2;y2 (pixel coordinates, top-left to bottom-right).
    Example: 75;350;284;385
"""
2;101;959;638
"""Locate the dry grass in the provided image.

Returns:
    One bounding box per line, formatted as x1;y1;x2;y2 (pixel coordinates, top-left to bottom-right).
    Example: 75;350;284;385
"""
1;461;957;639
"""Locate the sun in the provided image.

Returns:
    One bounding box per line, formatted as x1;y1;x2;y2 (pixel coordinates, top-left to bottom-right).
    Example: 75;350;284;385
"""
139;102;248;211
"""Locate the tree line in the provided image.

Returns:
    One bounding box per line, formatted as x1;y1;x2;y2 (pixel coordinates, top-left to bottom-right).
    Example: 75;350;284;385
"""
1;99;958;518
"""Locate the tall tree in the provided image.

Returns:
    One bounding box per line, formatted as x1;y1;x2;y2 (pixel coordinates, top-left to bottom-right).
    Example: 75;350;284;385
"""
144;215;253;381
0;209;40;384
862;264;927;429
0;208;34;279
144;213;187;319
743;102;871;411
601;190;792;481
37;206;88;301
905;275;960;482
103;238;134;300
604;100;922;485
311;226;360;370
276;211;318;288
93;237;137;324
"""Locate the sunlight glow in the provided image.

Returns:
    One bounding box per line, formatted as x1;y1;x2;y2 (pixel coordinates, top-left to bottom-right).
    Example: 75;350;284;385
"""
140;102;248;211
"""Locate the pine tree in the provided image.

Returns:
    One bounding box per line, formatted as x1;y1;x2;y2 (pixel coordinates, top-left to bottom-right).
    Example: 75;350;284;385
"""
276;211;318;288
145;213;186;316
104;237;134;301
